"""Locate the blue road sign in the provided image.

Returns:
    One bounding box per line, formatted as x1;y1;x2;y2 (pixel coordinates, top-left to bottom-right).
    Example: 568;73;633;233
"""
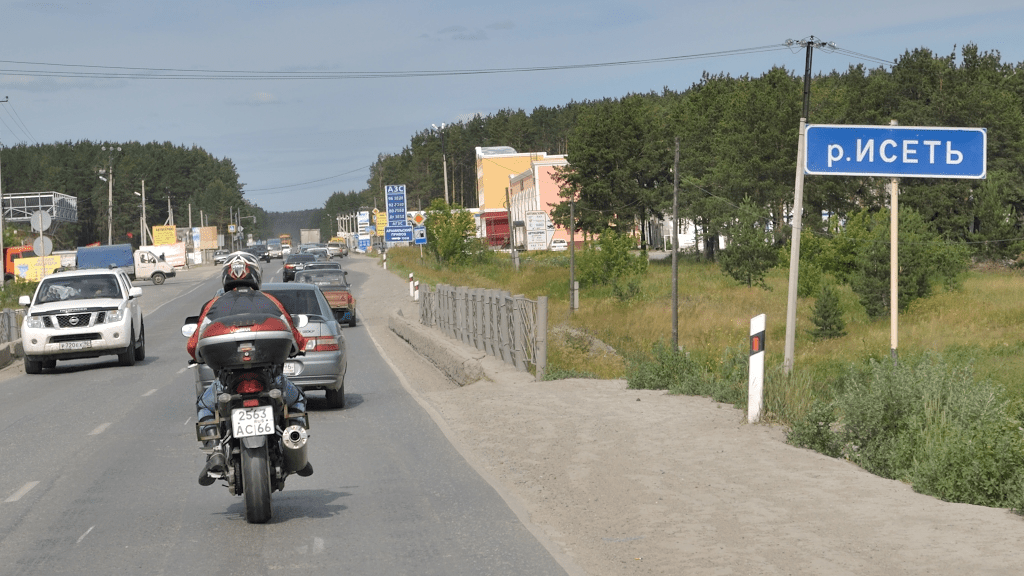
805;125;986;179
385;225;414;243
413;226;427;245
385;185;408;226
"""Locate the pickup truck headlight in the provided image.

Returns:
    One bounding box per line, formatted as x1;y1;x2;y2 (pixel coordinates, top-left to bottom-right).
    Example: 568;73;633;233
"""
25;316;44;329
105;309;125;323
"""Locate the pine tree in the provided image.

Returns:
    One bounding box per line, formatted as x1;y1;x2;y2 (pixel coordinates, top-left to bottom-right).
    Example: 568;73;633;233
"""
810;284;847;340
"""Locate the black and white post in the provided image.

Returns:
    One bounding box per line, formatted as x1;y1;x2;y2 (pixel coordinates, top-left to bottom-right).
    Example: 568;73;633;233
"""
748;314;766;424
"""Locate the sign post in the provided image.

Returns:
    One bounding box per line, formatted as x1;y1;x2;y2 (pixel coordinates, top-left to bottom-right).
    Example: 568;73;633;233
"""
784;123;987;371
385;184;413;243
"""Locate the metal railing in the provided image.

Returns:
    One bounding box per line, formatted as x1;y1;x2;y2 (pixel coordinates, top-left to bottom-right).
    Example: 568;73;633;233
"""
419;284;547;380
0;308;24;345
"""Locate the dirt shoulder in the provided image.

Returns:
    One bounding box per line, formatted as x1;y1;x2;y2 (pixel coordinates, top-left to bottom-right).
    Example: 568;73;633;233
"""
348;253;1024;576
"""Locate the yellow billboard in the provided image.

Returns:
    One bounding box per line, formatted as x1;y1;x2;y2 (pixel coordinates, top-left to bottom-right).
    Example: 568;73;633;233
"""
15;255;62;281
153;225;177;245
375;212;387;237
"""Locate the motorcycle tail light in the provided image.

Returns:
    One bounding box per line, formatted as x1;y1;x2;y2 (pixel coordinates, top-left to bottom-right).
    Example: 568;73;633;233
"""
236;376;264;394
242;399;260;408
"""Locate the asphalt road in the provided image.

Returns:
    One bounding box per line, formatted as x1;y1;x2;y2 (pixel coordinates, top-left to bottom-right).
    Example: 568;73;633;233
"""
0;262;566;576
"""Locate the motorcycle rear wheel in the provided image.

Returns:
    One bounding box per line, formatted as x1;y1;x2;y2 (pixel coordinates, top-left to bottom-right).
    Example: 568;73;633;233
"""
242;443;273;523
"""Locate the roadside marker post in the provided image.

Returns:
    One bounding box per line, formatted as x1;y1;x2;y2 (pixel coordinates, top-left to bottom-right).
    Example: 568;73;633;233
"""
414;281;419;302
748;314;766;424
409;273;414;298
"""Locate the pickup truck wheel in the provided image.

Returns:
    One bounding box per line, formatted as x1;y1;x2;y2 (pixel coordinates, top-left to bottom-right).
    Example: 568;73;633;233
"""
119;330;137;366
348;313;356;328
24;356;42;374
151;272;165;285
134;324;146;361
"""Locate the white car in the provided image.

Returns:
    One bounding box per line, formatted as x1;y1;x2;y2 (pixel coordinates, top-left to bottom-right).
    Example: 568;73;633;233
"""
550;239;569;251
19;268;145;373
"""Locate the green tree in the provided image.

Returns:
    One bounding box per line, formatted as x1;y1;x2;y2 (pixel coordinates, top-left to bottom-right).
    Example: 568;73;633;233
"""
809;283;847;340
717;197;779;289
845;208;969;317
423;198;476;266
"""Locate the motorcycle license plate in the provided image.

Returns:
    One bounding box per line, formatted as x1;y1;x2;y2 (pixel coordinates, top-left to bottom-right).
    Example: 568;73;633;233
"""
231;405;274;438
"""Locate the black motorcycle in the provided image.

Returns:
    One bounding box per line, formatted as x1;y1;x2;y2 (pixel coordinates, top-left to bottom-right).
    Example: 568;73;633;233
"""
182;312;310;524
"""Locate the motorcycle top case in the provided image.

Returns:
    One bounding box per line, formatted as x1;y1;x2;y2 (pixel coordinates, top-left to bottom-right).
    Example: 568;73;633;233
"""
196;313;296;372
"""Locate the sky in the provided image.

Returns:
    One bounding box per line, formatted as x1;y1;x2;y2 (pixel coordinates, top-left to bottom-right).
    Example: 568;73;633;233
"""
0;0;1022;213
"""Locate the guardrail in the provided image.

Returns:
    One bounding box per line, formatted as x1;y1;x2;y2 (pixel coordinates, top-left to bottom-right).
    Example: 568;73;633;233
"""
419;284;547;381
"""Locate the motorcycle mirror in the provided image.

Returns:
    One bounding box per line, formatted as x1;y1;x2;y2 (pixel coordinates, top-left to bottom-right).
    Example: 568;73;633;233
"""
292;314;309;328
181;323;198;338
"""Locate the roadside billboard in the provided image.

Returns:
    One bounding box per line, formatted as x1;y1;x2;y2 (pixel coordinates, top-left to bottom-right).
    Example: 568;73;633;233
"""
153;225;177;245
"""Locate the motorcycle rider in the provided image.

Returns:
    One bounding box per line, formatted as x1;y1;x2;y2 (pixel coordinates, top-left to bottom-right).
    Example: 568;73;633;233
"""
190;257;313;486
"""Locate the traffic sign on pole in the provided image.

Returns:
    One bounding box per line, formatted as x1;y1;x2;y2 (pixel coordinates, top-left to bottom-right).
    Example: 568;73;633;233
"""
805;125;986;179
385;185;408;226
385;225;414;243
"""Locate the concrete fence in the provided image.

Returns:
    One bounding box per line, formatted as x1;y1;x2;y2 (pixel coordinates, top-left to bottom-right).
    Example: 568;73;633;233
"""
419;284;547;381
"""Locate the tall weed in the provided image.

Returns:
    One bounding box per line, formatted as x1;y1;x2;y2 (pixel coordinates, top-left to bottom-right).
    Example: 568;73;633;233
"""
788;353;1024;507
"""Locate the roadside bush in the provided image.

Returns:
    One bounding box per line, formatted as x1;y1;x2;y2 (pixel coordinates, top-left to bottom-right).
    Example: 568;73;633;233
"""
575;230;648;294
626;340;746;406
786;354;1024;507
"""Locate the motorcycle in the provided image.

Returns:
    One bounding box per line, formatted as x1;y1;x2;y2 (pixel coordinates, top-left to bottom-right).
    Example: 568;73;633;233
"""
182;311;310;524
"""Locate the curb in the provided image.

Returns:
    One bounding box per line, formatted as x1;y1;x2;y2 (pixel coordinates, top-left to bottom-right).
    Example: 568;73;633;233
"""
388;310;486;386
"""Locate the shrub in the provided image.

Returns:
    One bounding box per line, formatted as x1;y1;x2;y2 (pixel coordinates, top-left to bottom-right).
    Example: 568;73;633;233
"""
787;353;1024;507
718;197;779;289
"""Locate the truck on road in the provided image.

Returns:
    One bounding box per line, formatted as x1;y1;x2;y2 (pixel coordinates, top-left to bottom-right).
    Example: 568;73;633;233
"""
300;228;321;246
76;244;177;285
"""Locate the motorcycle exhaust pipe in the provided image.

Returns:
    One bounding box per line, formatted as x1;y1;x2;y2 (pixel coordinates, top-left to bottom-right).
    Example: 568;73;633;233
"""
281;425;309;473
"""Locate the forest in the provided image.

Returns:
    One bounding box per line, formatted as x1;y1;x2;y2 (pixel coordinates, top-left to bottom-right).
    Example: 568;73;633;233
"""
3;44;1023;260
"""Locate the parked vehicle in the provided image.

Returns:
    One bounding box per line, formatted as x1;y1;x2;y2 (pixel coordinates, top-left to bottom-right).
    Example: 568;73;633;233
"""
295;269;356;327
182;311;312;523
20;267;145;372
193;282;347;407
282;253;316;282
550;239;568;252
77;244;176;284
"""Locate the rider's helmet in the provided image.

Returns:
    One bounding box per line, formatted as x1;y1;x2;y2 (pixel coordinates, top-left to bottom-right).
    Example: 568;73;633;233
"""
222;257;261;291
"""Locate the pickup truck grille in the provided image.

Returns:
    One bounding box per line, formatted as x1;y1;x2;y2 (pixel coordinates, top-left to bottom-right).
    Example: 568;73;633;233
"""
42;312;105;328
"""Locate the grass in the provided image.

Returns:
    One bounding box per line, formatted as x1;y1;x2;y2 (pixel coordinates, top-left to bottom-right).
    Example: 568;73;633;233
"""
383;246;1024;399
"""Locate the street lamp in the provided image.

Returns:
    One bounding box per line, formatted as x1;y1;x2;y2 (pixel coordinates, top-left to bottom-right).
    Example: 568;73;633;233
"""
133;179;147;245
431;123;450;205
101;145;122;245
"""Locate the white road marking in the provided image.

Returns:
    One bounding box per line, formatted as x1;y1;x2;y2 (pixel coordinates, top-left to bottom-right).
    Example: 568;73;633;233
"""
5;481;40;503
76;526;95;545
142;389;157;397
184;417;192;426
89;423;111;435
176;367;187;375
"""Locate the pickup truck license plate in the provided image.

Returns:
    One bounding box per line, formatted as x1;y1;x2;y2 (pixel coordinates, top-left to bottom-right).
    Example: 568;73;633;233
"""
231;405;274;438
59;341;91;350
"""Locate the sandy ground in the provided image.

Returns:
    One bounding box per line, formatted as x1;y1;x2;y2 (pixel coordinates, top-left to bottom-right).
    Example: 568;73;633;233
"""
347;253;1024;576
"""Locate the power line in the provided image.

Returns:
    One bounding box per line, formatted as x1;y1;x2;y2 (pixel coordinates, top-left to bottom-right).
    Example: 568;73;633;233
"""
0;43;892;81
6;103;38;144
244;165;371;194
